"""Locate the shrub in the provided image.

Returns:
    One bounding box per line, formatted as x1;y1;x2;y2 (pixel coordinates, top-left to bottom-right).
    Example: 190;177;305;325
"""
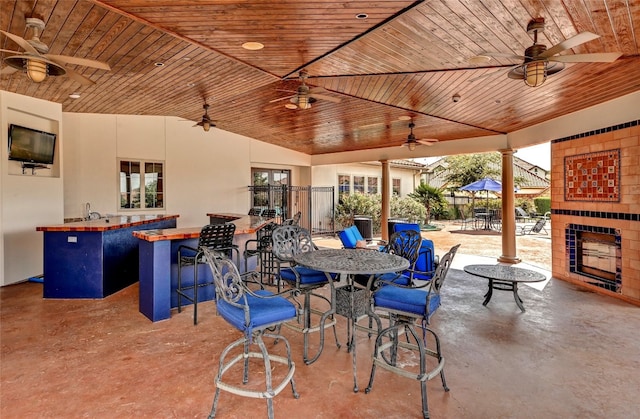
335;193;426;233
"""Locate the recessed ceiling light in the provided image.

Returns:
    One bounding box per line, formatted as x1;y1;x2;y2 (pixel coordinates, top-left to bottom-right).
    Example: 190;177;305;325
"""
285;103;298;110
398;115;412;121
154;62;165;67
69;93;81;99
242;42;264;50
187;83;195;87
355;13;368;19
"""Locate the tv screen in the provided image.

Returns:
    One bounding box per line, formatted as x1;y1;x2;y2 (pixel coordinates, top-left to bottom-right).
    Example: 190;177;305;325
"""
8;124;57;165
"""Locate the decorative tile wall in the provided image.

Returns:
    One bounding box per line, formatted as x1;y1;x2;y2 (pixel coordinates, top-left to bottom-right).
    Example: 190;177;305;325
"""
551;119;640;305
564;149;620;201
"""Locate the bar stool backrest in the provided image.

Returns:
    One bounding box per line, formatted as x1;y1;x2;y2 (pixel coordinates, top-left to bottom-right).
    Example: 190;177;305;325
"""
199;223;236;252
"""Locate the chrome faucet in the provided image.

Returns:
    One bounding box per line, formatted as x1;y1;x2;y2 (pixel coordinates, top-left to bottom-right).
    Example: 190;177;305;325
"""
85;202;101;220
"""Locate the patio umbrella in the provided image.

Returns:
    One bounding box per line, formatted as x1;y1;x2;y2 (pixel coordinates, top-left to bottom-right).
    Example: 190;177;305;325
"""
459;177;502;211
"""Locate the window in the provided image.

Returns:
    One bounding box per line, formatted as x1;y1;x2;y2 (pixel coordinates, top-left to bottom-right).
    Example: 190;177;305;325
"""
392;178;401;196
368;177;378;194
119;160;164;209
353;176;365;193
338;174;350;197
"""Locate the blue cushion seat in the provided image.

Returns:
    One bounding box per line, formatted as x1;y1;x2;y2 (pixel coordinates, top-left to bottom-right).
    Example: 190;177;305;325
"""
373;285;441;320
217;289;297;333
392;223;436;280
279;266;333;285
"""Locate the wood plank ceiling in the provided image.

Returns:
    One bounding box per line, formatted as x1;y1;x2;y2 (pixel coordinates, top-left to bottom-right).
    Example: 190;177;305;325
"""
2;0;639;155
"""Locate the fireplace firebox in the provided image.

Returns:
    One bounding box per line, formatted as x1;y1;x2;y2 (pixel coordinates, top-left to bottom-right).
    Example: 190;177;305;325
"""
566;224;621;292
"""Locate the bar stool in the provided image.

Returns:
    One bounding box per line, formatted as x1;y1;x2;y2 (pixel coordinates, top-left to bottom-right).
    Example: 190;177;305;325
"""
176;223;238;325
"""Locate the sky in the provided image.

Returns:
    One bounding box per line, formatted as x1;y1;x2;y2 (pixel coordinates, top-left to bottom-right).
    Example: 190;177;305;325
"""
414;142;551;171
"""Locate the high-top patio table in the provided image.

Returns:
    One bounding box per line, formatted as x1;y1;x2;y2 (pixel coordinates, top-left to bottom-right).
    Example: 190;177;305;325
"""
464;264;547;312
293;248;409;393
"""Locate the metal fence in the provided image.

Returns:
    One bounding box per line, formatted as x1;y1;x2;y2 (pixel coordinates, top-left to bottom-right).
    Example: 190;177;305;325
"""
247;185;335;235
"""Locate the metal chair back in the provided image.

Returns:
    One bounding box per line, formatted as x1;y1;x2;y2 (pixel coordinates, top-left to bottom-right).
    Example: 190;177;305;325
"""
271;225;315;263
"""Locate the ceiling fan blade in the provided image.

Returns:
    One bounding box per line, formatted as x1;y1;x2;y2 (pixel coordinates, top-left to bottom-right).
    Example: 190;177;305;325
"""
468;64;520;82
309;93;341;103
480;52;526;61
548;52;622;63
63;66;96;86
0;48;22;55
539;32;600;58
269;95;295;103
0;30;39;55
45;54;111;70
1;65;19;75
417;139;438;146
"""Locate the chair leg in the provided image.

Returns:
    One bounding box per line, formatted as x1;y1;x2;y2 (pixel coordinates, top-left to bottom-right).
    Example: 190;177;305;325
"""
193;263;199;325
209;332;298;419
366;320;447;419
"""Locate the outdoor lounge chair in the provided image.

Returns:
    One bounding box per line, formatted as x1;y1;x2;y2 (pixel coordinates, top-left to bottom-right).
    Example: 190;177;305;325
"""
515;206;535;223
517;217;548;235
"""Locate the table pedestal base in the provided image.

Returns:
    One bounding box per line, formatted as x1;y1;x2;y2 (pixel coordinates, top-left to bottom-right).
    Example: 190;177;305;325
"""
484;279;526;312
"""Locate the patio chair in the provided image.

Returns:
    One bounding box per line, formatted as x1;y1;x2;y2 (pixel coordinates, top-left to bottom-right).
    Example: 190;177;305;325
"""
176;222;239;325
458;208;479;230
517;217;548;235
243;221;279;285
201;248;299;419
248;207;263;216
271;225;341;365
281;211;301;226
262;208;278;220
365;244;460;419
392;223;439;280
515;206;535;223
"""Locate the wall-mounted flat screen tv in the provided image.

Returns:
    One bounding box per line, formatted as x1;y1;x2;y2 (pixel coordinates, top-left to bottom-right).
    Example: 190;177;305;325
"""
8;124;57;165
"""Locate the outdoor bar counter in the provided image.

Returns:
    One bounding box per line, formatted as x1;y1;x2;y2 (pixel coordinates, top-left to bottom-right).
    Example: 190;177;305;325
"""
133;213;272;322
37;214;178;299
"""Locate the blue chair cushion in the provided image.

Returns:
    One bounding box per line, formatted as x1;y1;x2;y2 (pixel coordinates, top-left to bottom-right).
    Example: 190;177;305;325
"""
280;266;332;285
393;223;436;280
338;228;357;249
339;225;365;249
373;286;441;319
217;290;296;333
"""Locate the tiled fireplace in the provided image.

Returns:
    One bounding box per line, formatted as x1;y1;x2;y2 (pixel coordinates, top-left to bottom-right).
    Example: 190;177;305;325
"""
551;120;640;306
566;224;621;292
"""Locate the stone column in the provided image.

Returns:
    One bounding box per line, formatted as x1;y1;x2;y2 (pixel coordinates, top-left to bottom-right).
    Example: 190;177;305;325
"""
381;160;390;241
498;149;521;264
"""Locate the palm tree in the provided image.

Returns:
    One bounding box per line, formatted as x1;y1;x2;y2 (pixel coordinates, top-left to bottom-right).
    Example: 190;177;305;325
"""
409;183;445;226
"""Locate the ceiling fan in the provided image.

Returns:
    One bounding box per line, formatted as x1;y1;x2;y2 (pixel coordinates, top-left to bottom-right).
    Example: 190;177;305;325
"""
0;17;111;85
193;103;216;132
476;17;622;87
402;120;438;151
269;70;341;109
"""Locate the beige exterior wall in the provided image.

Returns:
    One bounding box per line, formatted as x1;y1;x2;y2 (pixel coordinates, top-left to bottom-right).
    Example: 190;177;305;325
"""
551;122;640;304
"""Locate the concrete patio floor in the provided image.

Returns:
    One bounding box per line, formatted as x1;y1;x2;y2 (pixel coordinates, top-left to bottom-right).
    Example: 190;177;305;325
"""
3;221;639;418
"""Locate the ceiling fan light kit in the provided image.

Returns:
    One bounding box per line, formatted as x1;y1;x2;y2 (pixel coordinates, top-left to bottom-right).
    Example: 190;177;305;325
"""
480;17;620;88
1;17;110;85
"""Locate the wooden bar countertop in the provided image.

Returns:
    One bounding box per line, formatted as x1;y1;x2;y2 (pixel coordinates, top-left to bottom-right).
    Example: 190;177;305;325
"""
133;213;273;242
37;214;180;232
